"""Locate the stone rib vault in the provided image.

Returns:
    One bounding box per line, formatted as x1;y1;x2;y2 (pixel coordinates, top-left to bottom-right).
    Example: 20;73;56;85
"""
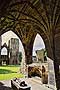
0;0;60;89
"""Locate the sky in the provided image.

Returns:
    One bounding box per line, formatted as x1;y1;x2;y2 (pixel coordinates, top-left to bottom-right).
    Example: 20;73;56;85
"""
33;33;45;56
2;31;45;56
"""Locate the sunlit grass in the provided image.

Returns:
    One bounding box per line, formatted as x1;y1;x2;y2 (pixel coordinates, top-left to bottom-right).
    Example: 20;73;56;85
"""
0;65;24;80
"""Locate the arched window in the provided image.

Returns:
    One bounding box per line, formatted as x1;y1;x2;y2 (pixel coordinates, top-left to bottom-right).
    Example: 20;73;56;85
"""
1;47;7;55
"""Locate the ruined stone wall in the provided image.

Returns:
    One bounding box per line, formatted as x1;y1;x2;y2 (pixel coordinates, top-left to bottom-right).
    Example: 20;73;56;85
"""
9;38;19;65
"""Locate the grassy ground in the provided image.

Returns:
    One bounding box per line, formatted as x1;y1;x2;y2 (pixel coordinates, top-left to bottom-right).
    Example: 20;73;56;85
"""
0;65;24;80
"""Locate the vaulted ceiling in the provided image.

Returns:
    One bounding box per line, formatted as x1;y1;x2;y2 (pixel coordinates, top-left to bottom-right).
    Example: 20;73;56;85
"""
0;0;60;57
0;1;60;88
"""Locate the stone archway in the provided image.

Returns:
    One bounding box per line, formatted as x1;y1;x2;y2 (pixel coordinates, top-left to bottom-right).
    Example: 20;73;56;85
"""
0;0;55;64
0;0;60;89
1;30;26;65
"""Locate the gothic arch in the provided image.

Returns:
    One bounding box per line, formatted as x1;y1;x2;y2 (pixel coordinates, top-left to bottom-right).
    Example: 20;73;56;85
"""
0;0;60;89
2;30;26;65
0;0;55;62
32;33;45;56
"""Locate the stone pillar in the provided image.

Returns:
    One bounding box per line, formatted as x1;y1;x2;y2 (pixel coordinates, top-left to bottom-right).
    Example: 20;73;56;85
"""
45;39;54;60
24;46;33;64
21;50;28;77
54;61;60;90
54;34;60;90
7;48;9;65
22;40;33;64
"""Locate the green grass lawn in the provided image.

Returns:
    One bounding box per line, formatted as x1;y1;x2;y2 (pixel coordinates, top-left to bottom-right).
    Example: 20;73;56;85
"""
0;65;24;80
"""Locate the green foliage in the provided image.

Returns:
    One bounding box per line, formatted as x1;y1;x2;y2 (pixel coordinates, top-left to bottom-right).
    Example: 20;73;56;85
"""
19;52;22;63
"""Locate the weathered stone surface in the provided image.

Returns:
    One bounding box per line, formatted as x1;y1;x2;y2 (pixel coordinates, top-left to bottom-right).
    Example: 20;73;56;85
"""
0;0;60;89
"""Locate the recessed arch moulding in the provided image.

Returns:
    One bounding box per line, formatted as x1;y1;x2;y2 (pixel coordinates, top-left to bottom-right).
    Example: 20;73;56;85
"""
36;31;54;60
0;0;60;89
0;24;54;64
0;0;56;64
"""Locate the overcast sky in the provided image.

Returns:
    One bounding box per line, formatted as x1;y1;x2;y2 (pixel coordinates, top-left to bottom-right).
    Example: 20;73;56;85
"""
2;31;45;56
33;33;45;56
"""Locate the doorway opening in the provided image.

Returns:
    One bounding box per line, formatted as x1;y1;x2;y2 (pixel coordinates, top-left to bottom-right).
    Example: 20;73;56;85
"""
0;30;25;80
32;33;46;63
28;33;56;90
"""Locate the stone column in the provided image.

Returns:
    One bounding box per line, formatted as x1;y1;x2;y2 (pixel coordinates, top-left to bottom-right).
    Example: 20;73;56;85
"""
54;61;60;90
54;34;60;90
45;39;54;60
24;45;33;64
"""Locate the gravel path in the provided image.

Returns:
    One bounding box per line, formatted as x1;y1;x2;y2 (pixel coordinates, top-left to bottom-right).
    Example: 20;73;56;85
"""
0;78;56;90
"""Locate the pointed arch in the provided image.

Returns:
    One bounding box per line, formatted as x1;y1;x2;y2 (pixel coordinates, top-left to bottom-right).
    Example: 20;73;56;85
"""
1;30;25;65
33;33;45;56
1;47;7;55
